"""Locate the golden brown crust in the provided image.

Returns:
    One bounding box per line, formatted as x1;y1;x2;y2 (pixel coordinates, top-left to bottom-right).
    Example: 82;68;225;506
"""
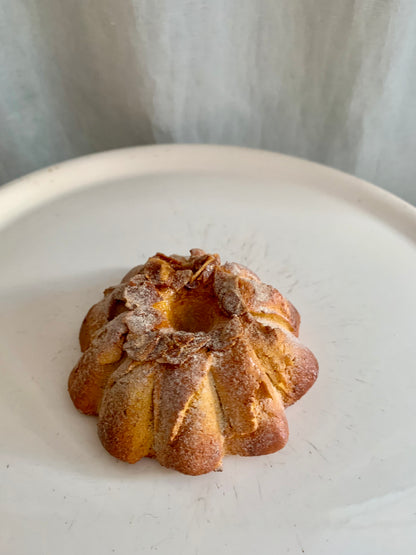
98;360;155;462
226;380;289;456
212;338;264;436
69;314;127;414
79;301;108;352
212;339;289;455
155;373;224;475
244;316;319;406
68;249;318;475
214;263;300;334
152;352;212;452
79;285;127;352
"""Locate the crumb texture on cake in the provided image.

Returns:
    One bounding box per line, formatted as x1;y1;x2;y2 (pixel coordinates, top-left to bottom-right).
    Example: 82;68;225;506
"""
68;249;318;475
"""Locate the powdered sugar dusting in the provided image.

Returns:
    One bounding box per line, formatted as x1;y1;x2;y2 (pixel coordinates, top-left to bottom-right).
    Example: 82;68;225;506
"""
68;249;318;475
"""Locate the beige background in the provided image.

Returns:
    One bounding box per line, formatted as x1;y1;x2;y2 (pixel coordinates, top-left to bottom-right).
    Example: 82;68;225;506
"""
1;1;415;203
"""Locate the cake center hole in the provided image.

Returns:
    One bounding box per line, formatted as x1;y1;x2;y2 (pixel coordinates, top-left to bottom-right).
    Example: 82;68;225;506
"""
168;289;224;333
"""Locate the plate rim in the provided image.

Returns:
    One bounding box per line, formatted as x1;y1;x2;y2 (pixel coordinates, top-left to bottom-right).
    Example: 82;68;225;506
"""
1;144;415;238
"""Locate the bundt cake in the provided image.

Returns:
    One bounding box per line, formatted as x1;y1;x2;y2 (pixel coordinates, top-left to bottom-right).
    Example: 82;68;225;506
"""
68;249;318;475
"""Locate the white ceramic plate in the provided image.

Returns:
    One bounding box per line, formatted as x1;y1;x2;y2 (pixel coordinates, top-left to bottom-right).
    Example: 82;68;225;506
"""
1;145;416;555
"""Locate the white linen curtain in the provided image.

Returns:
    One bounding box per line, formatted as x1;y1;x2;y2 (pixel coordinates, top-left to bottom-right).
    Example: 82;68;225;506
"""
1;1;415;203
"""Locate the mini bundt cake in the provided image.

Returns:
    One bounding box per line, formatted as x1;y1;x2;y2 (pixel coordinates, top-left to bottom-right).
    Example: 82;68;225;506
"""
68;249;318;475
